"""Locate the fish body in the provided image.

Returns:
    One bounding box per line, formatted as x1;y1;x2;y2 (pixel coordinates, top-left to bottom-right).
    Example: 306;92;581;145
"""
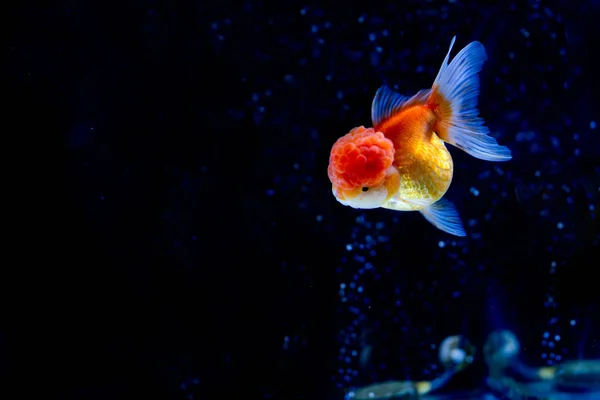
327;37;512;236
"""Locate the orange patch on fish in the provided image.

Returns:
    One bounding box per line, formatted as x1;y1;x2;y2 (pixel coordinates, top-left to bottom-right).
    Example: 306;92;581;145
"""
327;126;395;191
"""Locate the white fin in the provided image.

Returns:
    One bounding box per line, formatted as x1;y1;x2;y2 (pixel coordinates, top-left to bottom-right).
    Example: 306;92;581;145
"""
418;198;466;236
372;86;431;130
431;36;512;162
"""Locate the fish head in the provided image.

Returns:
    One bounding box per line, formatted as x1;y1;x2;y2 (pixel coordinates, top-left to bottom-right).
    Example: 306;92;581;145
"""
327;126;399;209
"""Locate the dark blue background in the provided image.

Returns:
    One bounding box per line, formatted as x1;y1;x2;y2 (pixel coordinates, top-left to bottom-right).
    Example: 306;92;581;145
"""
10;0;600;398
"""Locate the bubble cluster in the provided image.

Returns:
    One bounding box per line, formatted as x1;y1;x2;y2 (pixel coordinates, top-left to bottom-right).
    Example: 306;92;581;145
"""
332;211;479;390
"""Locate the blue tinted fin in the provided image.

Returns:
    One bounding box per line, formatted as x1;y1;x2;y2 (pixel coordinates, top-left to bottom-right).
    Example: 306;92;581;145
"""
430;36;512;162
419;198;466;236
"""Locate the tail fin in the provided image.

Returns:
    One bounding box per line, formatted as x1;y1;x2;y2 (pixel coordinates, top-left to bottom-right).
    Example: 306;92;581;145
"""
428;36;512;162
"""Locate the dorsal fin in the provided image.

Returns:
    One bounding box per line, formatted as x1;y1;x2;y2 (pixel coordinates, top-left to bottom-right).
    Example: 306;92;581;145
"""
371;86;431;130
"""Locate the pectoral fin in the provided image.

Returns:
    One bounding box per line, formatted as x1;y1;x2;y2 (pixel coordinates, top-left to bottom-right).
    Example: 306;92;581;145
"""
419;198;466;236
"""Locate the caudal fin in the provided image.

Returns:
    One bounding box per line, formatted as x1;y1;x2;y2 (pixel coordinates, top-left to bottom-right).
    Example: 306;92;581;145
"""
428;36;512;162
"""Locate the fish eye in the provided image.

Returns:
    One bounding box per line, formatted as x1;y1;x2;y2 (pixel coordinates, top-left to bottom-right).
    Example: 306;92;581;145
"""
362;187;369;192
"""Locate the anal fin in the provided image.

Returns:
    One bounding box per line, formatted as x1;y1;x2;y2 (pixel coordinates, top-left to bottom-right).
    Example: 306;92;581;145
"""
419;198;466;236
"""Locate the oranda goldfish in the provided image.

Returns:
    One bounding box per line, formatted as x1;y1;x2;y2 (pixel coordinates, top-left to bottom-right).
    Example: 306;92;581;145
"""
327;36;512;236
